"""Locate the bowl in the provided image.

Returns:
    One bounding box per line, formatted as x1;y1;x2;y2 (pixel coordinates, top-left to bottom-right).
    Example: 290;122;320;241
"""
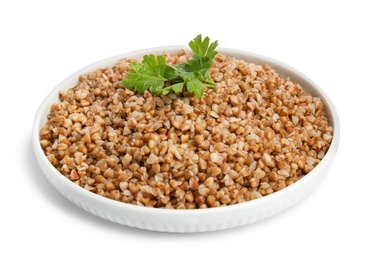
32;46;340;233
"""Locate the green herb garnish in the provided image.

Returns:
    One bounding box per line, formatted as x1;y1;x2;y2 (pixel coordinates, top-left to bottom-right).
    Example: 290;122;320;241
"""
123;34;218;98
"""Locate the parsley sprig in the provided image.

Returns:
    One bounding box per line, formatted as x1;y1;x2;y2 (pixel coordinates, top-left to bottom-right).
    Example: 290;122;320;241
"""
122;35;218;98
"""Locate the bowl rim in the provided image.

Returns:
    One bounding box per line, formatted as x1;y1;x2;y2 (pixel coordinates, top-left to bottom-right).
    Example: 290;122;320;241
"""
32;45;340;217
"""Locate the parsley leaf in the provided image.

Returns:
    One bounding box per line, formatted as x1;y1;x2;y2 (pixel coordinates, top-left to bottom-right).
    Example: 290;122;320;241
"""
159;82;184;96
122;34;218;98
186;78;205;98
123;54;174;94
188;34;218;62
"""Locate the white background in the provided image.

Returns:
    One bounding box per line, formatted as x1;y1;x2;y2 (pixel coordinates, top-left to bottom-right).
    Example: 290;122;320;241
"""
1;0;373;259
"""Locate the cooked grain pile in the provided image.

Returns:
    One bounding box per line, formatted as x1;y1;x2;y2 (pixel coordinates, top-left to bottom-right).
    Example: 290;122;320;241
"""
40;50;333;209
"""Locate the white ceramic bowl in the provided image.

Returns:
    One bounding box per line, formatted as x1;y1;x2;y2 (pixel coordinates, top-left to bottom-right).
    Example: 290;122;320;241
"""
32;46;340;233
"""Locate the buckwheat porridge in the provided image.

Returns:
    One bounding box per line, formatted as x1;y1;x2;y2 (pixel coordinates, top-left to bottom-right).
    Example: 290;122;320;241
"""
39;50;333;209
